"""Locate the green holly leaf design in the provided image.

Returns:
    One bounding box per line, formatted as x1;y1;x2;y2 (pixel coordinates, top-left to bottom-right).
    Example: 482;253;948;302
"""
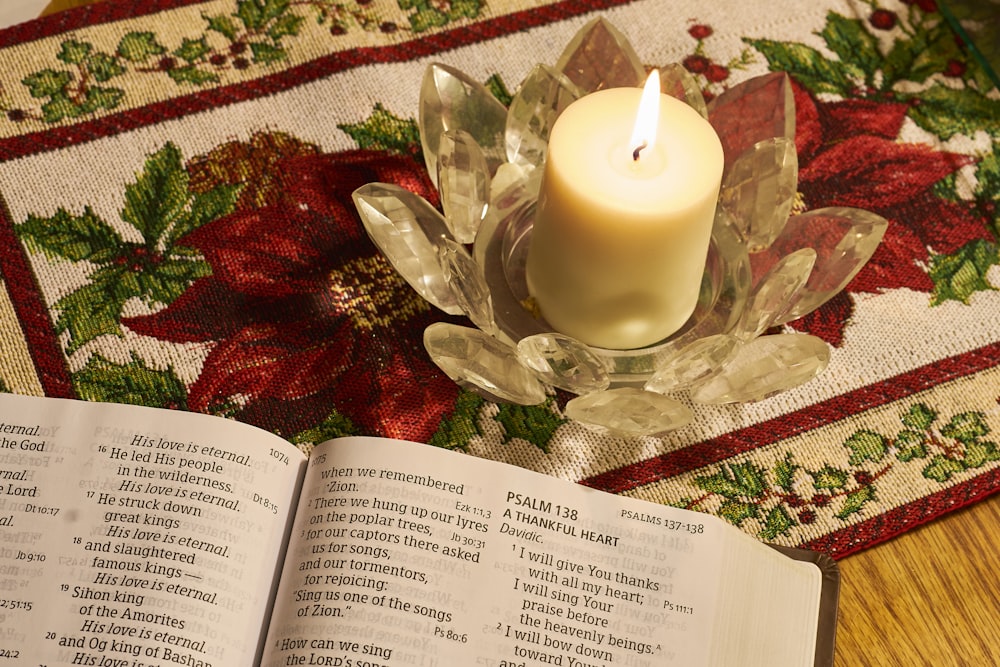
940;411;991;443
810;465;850;490
907;83;1000;140
250;42;286;65
268;13;306;40
844;429;889;464
73;353;187;409
923;454;966;482
718;498;758;526
174;37;212;64
964;440;1000;468
409;8;450;33
494;400;565;453
760;505;795;541
895;430;929;462
18;206;122;262
288;410;358;445
928;238;1000;305
22;69;72;98
819;13;881;84
79;86;125;115
87;52;126;83
901;403;937;431
117;32;168;62
428;391;486;451
122;144;191;242
836;484;876;519
773;453;798;492
694;461;768;499
18;143;235;352
54;268;144;352
743;37;853;95
204;14;241;41
57;40;93;66
339;103;422;155
484;74;513;107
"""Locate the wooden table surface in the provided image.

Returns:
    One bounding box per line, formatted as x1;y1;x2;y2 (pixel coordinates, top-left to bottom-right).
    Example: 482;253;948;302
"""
29;1;1000;664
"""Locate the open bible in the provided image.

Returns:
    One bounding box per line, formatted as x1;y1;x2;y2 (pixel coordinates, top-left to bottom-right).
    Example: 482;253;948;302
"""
0;393;838;666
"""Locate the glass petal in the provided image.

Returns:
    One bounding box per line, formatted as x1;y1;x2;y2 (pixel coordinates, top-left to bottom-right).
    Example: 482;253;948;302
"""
738;248;816;340
554;17;646;93
438;238;496;336
751;207;888;324
352;183;461;315
659;63;708;118
419;62;508;187
506;64;584;169
707;72;794;175
565;388;693;438
719;137;799;251
424;323;547;405
516;333;610;395
438;129;491;244
644;334;740;394
689;334;830;404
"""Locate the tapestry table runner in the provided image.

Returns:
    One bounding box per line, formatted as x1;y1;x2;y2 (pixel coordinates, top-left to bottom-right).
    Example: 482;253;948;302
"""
1;0;998;558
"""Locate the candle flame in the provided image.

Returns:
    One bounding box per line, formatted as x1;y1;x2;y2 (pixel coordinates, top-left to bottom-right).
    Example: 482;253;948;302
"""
630;70;660;162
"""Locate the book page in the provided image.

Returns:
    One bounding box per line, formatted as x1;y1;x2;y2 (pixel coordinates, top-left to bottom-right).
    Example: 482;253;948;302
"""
0;393;306;667
261;436;821;667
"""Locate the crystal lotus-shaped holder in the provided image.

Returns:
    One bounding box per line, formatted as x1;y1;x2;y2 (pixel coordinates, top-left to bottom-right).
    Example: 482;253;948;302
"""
353;18;887;438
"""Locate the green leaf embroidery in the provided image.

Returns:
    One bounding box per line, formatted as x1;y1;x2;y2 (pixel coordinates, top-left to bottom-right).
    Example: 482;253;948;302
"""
907;83;1000;140
923;454;967;482
22;69;72;98
117;32;168;62
895;430;929;462
743;37;853;95
18;207;122;262
338;103;422;155
57;40;93;66
428;391;486;451
288;410;358;445
844;429;889;464
900;403;937;431
836;484;875;519
819;12;882;83
760;506;795;541
73;353;187;409
250;42;287;65
174;37;212;64
773;453;798;492
718;498;758;525
940;412;991;443
494;401;565;453
928;238;1000;305
810;465;850;490
694;462;768;499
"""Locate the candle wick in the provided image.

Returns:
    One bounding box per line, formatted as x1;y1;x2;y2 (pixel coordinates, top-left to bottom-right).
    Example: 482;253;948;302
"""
632;141;648;161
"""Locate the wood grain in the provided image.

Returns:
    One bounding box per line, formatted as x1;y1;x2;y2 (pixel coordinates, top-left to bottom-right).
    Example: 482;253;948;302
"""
834;493;1000;667
27;2;1000;665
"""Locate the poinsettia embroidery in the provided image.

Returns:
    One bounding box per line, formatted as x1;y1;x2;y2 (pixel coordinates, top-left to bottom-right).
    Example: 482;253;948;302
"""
124;146;461;442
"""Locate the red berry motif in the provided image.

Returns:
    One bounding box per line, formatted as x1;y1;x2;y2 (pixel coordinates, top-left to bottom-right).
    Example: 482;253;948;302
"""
869;10;897;30
688;24;713;40
683;55;710;74
705;63;730;83
798;510;817;525
943;59;966;77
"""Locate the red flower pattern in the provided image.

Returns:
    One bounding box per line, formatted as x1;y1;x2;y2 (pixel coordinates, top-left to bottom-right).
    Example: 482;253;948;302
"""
124;149;460;442
787;82;981;344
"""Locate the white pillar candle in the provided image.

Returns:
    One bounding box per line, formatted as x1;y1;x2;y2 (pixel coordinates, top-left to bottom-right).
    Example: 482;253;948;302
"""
526;72;724;350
